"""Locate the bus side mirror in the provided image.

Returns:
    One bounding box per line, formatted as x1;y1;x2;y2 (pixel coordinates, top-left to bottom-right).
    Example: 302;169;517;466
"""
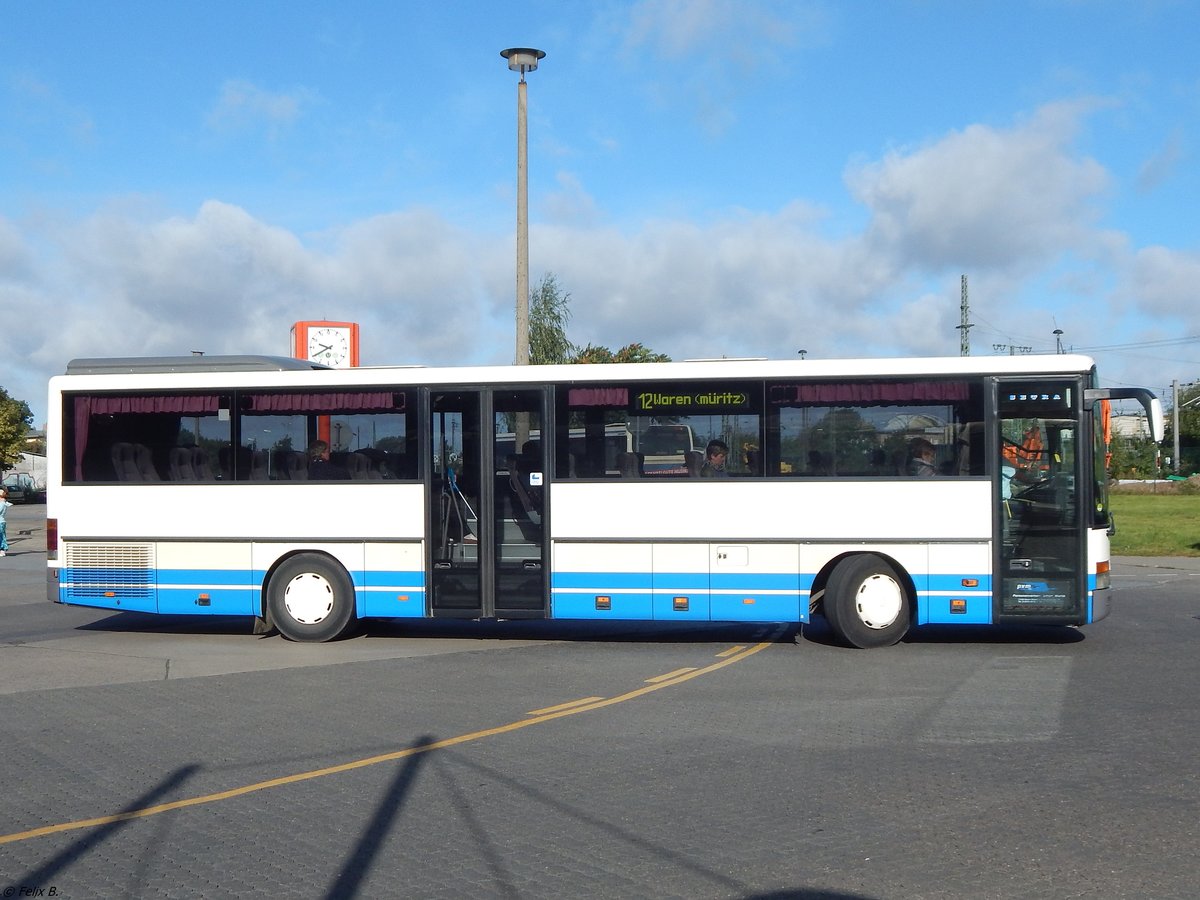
1084;388;1164;443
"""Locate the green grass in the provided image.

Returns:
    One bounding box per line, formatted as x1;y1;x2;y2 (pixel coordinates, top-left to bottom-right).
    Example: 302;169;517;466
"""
1110;493;1200;557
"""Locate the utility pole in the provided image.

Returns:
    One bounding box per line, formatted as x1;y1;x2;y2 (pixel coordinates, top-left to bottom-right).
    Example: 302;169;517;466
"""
956;274;972;356
1173;379;1180;475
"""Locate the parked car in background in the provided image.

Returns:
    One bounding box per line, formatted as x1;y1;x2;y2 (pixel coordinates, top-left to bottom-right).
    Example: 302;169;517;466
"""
2;472;45;503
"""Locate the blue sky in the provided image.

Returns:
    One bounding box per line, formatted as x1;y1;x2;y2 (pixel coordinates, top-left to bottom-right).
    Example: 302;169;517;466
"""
2;0;1198;425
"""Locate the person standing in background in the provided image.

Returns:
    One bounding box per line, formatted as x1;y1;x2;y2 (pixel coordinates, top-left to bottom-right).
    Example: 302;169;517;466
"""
0;488;11;556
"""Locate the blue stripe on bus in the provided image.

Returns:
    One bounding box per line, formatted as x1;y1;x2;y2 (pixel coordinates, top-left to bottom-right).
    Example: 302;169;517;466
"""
918;573;992;625
710;572;808;591
551;570;809;623
361;569;427;618
63;564;1084;628
926;573;991;592
554;570;999;625
61;566;427;619
551;591;655;620
158;586;256;615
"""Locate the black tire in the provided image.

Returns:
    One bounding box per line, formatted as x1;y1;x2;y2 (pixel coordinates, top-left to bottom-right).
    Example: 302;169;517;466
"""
266;554;356;642
824;554;911;649
818;583;843;639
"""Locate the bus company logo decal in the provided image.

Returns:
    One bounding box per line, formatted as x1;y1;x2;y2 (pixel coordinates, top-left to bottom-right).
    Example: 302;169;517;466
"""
1015;582;1051;593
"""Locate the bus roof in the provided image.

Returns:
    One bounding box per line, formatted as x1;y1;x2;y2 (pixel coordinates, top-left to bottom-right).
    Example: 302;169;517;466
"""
65;355;327;375
54;353;1099;389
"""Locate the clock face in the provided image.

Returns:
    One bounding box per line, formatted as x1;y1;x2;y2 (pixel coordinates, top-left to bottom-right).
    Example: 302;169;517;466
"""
307;327;351;368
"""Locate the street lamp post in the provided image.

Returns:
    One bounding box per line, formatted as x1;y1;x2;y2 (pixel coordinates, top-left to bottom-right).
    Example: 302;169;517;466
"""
501;47;545;366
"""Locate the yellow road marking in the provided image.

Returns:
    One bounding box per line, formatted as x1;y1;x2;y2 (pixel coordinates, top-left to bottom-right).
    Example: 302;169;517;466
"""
645;667;697;683
716;645;746;658
0;634;779;846
527;697;606;716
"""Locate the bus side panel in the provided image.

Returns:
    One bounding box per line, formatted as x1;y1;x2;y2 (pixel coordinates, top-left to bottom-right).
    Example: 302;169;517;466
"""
551;543;654;620
652;543;709;620
156;542;255;615
1087;526;1111;623
924;544;992;625
550;482;992;542
710;543;804;623
362;542;426;618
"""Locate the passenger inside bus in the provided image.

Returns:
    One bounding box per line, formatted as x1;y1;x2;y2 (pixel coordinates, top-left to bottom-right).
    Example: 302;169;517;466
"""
307;440;350;480
907;438;938;477
700;440;730;478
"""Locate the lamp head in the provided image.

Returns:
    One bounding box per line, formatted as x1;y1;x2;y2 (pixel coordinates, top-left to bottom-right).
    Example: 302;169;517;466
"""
501;48;546;79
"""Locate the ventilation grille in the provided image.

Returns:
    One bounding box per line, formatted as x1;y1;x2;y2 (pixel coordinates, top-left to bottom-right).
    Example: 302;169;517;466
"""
64;543;155;598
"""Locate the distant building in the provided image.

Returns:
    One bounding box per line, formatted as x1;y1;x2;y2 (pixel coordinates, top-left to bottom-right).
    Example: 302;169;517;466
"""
1111;414;1151;439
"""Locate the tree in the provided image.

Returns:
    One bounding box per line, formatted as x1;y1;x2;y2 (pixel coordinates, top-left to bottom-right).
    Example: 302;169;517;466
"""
527;272;671;365
571;342;671;364
1108;436;1160;479
0;387;33;471
528;273;575;365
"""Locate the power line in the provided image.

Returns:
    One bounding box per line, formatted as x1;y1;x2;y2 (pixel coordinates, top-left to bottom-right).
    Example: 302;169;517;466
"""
1075;334;1200;353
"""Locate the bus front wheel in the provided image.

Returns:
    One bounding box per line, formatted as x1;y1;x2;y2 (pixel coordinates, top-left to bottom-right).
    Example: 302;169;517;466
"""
824;555;910;649
267;554;356;642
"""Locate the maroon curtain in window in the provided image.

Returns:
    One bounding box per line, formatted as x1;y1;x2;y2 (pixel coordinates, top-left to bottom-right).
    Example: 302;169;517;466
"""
769;381;969;405
88;395;222;414
246;392;401;413
73;396;91;481
568;387;629;408
70;394;221;480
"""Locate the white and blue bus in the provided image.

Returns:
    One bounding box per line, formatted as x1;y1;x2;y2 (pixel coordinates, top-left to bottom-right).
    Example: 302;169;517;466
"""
45;353;1162;648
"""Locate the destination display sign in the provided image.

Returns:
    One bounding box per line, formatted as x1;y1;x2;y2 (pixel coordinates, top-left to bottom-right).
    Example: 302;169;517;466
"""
632;384;755;414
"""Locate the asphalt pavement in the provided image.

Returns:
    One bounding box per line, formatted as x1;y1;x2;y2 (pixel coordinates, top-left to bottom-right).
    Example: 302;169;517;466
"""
2;500;1198;899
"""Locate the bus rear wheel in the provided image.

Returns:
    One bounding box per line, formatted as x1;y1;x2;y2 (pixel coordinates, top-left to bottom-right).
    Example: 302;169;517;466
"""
267;554;356;642
824;554;910;649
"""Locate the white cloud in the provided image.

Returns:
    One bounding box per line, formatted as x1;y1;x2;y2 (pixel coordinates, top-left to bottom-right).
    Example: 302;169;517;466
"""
624;0;808;61
620;0;823;137
1126;245;1200;324
530;203;898;362
847;101;1111;272
206;79;316;136
0;216;33;278
10;73;96;143
542;172;602;228
3;97;1188;425
1136;130;1185;193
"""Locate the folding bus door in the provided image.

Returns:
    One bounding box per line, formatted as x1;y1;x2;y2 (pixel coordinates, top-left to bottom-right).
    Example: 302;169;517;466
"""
994;378;1086;621
428;388;547;619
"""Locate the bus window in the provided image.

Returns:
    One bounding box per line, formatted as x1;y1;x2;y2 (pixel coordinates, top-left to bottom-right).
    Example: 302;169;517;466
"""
555;381;763;478
63;392;232;483
240;390;414;481
768;380;985;477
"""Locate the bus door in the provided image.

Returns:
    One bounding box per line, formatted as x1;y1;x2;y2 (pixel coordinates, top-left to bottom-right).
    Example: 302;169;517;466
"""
994;379;1084;621
428;388;547;618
